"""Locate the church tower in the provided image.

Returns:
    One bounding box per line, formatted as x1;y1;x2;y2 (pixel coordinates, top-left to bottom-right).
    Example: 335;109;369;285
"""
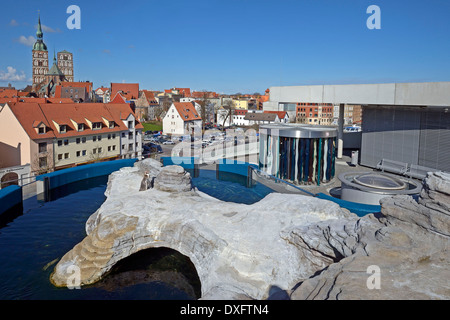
57;50;74;82
32;14;49;87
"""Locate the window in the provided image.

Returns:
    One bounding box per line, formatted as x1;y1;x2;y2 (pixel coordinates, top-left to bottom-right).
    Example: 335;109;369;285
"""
109;122;115;129
39;157;47;168
38;142;47;153
108;134;111;140
108;146;111;152
60;125;67;133
58;154;63;161
76;138;81;144
64;139;69;146
57;140;62;147
93;148;97;154
98;135;102;141
112;145;116;151
93;136;97;142
78;123;84;131
122;132;126;138
128;132;133;139
122;145;125;150
128;121;134;129
98;147;102;153
129;143;133;150
82;150;86;156
38;127;45;134
64;153;69;159
112;134;116;139
93;122;102;130
76;151;81;157
82;137;86;143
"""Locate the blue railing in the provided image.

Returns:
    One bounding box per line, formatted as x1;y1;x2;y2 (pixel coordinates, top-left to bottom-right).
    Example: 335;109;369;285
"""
1;159;138;216
315;192;381;217
0;185;22;215
36;158;138;190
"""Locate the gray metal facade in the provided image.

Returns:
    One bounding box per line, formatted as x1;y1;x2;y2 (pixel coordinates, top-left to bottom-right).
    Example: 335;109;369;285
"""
361;105;450;172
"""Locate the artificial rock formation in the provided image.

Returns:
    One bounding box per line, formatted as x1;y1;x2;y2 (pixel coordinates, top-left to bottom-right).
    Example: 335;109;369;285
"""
50;159;353;299
50;159;450;300
288;171;450;300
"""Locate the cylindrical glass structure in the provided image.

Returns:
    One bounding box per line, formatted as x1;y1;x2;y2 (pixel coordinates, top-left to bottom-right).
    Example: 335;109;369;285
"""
259;124;337;186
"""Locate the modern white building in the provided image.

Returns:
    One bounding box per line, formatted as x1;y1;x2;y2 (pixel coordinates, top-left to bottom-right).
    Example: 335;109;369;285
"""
263;82;450;170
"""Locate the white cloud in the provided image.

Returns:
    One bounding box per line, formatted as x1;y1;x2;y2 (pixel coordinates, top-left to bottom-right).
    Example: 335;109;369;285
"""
9;19;19;26
0;67;27;82
35;24;62;33
16;35;35;47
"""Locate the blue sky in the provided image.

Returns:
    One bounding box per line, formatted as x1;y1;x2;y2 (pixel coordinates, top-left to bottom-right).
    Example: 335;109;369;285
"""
0;0;449;94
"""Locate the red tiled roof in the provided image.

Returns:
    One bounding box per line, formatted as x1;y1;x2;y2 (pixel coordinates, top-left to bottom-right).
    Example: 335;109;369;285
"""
46;98;74;103
234;109;248;116
19;98;47;103
111;83;139;100
0;97;19;104
7;103;55;140
264;111;288;119
54;85;62;98
110;92;127;104
141;90;156;102
0;89;19;98
6;102;143;141
173;102;201;122
175;88;191;97
61;82;93;90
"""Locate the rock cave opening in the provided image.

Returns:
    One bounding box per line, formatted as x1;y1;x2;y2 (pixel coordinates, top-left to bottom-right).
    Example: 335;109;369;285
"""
92;247;202;300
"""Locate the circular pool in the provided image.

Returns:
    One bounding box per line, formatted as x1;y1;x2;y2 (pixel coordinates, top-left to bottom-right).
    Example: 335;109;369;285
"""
339;171;422;205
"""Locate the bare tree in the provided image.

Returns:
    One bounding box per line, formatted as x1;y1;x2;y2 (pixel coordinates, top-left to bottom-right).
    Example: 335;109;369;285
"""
221;100;235;131
155;98;172;121
31;151;54;175
88;145;106;163
198;90;211;133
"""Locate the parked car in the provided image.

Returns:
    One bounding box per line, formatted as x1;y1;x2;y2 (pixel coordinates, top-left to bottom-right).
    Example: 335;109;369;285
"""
163;140;175;145
144;142;163;153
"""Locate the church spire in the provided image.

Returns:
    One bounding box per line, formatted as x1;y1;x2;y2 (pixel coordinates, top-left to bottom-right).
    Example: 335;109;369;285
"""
36;13;43;39
33;12;47;52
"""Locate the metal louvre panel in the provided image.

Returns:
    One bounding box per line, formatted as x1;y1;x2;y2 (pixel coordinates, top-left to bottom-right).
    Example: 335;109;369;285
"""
418;110;450;172
361;106;421;168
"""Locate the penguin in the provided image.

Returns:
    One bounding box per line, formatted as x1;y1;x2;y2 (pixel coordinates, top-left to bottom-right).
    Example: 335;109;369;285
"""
139;171;150;191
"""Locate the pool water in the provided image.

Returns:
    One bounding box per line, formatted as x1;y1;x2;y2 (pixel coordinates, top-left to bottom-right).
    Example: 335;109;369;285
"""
190;169;274;204
0;169;273;300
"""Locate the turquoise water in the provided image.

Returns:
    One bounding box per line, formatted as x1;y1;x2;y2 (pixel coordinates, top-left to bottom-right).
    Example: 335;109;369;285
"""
0;170;273;300
190;169;274;204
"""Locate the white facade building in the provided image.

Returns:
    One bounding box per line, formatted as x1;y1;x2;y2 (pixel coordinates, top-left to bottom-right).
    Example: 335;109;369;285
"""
163;102;202;135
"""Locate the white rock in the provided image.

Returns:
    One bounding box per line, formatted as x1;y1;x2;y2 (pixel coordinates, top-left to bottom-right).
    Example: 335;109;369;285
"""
51;159;354;299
